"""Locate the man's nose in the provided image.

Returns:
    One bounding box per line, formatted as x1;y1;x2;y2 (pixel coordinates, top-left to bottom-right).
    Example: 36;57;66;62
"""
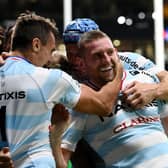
102;53;111;63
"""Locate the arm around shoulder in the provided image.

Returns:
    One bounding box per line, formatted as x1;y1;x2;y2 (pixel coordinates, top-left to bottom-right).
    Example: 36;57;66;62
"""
74;55;123;116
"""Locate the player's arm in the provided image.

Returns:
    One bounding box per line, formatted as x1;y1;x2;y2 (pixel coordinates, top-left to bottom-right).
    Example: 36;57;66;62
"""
61;148;73;166
159;104;168;136
49;124;68;168
122;70;168;109
161;116;168;136
0;52;11;65
74;54;123;116
49;124;73;168
0;56;5;65
155;70;168;101
49;104;70;168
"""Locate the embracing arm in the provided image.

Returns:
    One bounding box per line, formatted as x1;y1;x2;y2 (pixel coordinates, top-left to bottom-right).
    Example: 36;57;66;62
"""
74;55;123;116
155;70;168;101
161;116;168;136
122;70;168;109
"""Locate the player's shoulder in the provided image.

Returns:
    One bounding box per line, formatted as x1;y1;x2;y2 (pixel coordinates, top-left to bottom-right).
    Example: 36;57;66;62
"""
118;51;155;71
26;67;63;86
118;51;146;60
33;66;62;76
126;69;159;83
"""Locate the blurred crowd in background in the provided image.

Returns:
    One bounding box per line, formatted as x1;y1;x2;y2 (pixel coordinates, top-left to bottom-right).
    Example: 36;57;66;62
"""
0;0;168;67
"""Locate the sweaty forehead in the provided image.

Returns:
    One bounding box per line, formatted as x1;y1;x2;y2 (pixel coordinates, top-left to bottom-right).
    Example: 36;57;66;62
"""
85;37;113;51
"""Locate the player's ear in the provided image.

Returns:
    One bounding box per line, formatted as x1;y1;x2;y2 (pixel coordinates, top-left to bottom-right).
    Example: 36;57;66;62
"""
32;38;41;52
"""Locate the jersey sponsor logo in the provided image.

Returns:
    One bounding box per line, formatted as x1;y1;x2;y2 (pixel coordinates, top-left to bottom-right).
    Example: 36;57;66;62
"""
129;70;157;82
119;55;144;70
99;99;158;122
113;116;160;134
141;70;157;81
0;91;26;100
114;98;158;113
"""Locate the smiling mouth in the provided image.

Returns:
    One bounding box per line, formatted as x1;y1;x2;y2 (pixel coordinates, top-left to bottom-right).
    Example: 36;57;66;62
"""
100;65;114;72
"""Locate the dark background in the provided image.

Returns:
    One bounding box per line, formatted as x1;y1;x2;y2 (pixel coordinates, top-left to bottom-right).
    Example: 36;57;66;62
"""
0;0;168;67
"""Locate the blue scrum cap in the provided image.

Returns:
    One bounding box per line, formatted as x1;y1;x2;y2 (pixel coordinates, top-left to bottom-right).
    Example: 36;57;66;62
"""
63;18;99;43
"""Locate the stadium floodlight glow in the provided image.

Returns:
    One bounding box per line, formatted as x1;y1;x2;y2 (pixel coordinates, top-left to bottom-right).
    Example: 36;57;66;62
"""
138;12;146;19
126;18;133;26
113;40;121;47
117;16;126;24
152;12;156;19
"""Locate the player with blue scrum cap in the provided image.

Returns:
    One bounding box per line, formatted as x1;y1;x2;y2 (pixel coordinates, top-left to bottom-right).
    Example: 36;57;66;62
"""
63;18;99;81
63;18;168;109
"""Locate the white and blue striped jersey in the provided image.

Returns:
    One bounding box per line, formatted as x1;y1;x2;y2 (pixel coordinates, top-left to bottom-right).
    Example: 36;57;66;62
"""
118;52;163;74
0;56;81;167
61;70;168;168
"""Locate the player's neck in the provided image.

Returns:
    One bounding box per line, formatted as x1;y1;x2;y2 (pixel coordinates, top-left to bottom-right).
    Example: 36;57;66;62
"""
10;50;25;58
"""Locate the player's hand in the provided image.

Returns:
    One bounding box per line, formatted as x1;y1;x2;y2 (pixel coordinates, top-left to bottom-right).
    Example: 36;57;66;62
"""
0;52;11;65
122;81;157;109
49;104;70;149
112;49;123;80
51;104;70;126
0;55;5;65
0;147;14;168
